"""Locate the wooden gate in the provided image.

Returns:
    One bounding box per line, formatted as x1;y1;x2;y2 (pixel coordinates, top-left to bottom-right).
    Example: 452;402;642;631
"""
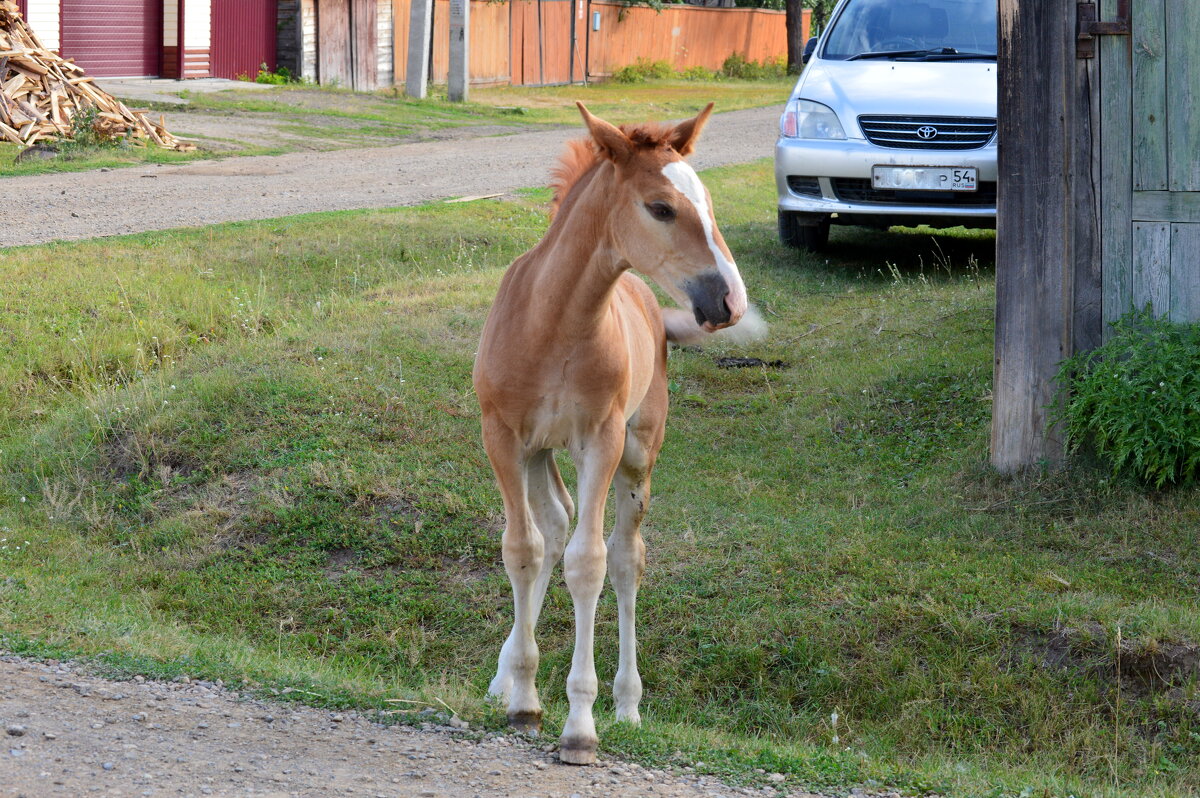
992;0;1200;471
510;0;581;86
211;0;278;80
318;0;378;90
1099;0;1200;325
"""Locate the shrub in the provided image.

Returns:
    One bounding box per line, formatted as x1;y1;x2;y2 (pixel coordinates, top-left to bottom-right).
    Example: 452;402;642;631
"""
611;58;674;83
719;52;787;80
255;64;294;85
679;65;715;81
1055;306;1200;487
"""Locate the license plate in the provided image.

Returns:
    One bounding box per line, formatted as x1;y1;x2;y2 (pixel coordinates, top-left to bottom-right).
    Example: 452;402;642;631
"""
872;166;978;192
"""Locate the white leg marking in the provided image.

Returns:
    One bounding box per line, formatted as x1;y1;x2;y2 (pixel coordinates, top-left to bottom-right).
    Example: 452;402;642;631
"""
609;459;648;724
491;453;571;727
560;426;623;764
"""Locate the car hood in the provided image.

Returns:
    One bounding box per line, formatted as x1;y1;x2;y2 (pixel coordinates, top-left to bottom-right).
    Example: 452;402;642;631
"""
796;59;997;133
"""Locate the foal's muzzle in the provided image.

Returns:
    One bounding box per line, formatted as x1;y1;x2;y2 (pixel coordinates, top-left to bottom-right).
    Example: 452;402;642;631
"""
686;271;733;330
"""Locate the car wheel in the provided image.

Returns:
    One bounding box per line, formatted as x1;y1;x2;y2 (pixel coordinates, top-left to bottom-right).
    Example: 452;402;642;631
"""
778;211;830;252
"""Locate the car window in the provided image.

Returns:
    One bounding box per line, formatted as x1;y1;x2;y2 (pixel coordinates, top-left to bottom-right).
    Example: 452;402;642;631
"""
821;0;997;60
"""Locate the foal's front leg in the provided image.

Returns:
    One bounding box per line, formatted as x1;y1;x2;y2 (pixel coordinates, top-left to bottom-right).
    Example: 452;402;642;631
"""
489;452;572;720
483;421;545;731
559;419;624;765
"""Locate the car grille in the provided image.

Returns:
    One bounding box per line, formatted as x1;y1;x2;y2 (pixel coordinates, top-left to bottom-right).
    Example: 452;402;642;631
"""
832;179;997;207
858;116;996;150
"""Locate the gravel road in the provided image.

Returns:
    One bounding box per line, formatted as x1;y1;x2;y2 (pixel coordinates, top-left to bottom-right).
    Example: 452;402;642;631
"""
0;655;859;798
0;106;779;249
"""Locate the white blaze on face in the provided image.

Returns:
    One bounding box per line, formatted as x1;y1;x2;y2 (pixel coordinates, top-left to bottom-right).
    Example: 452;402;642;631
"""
661;160;748;324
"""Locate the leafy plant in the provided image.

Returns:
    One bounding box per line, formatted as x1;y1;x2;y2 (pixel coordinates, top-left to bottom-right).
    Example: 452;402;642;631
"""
679;65;715;81
1055;306;1200;487
611;58;674;83
255;64;295;85
718;52;788;79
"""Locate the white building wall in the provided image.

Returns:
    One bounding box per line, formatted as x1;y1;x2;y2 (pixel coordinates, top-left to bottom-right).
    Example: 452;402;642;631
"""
377;0;393;87
24;0;60;51
163;0;178;47
301;0;318;82
183;0;210;50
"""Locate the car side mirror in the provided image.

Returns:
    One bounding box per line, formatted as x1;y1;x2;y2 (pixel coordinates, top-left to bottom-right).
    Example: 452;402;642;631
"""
802;36;818;65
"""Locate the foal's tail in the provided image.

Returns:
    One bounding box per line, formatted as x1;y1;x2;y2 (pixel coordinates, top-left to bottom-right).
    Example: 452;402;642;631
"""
662;304;768;346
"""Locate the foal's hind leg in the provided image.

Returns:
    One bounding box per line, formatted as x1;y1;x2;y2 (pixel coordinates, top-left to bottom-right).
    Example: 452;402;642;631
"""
608;409;663;725
489;451;573;723
482;421;546;731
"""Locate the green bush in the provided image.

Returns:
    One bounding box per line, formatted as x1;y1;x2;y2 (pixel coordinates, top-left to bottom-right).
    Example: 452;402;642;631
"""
679;65;715;81
718;52;788;79
611;57;674;83
1056;306;1200;487
611;54;786;83
255;64;294;85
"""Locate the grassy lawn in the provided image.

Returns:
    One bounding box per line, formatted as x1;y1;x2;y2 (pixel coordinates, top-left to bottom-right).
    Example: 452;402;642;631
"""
0;77;792;177
2;160;1198;798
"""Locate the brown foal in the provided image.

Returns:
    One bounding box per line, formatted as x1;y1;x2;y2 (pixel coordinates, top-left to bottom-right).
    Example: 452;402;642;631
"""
473;102;750;765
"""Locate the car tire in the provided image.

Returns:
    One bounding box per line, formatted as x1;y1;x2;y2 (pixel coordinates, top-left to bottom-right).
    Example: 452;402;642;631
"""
778;211;830;252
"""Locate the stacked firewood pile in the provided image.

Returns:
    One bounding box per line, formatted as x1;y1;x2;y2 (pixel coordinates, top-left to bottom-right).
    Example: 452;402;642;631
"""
0;0;191;150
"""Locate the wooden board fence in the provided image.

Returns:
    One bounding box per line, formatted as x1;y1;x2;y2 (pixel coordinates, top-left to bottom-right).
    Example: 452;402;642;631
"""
392;0;509;87
586;0;796;77
391;0;794;87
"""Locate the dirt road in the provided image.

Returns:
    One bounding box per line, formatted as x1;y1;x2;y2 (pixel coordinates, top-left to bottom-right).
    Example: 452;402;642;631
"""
0;655;850;798
0;107;779;249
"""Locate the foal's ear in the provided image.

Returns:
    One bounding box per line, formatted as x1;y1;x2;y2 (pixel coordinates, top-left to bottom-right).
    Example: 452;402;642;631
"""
668;103;714;157
577;102;633;163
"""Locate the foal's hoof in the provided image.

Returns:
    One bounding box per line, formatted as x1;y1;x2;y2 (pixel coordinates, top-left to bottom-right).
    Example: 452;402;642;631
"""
558;736;598;766
506;710;543;734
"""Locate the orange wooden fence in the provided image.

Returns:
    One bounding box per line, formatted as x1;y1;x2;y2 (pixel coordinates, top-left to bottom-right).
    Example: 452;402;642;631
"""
390;0;800;87
393;0;511;86
587;1;800;78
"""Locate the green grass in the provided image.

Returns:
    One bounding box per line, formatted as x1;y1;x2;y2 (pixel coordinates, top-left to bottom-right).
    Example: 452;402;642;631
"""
1;78;792;176
0;140;217;176
182;78;794;128
2;161;1199;797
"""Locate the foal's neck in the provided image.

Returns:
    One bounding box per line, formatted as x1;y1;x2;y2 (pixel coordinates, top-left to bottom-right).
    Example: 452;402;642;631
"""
528;163;628;334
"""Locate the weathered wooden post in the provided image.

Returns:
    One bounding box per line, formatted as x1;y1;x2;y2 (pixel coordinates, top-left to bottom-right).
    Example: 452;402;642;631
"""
991;0;1103;472
406;0;433;98
448;0;469;101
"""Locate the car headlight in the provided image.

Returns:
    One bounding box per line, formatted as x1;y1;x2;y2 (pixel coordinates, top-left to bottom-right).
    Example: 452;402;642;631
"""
779;99;846;140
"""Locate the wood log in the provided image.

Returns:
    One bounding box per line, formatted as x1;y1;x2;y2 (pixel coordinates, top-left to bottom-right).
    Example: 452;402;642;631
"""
0;1;187;150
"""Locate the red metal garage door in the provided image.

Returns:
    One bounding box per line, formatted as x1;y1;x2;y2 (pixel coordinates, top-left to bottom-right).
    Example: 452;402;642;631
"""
61;0;161;78
210;0;277;80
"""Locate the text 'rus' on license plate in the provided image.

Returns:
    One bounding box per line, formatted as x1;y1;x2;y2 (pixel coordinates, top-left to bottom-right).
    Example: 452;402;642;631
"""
872;166;978;191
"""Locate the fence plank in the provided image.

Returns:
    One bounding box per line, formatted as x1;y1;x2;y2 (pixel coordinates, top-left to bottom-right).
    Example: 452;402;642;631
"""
1100;0;1133;332
1132;222;1171;316
1167;0;1200;191
1169;223;1200;322
1133;0;1166;190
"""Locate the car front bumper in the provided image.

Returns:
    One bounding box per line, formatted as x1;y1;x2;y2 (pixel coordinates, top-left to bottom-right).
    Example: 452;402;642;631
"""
775;136;998;226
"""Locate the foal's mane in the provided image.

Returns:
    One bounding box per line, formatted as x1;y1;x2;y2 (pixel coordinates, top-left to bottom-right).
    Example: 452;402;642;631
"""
549;122;680;219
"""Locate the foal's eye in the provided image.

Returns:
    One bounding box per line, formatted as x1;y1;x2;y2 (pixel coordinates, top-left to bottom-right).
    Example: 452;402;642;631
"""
646;202;676;222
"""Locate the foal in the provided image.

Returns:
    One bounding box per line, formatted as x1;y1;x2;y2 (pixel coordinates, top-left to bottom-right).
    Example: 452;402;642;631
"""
473;103;749;765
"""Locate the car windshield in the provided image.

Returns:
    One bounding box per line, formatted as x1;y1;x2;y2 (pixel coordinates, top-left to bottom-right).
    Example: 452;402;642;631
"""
821;0;997;61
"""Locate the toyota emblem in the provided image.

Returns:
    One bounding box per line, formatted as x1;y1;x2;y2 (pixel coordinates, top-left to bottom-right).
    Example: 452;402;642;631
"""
916;126;939;140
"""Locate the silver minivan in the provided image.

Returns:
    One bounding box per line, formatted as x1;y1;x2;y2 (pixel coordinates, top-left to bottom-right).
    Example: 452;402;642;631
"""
775;0;997;250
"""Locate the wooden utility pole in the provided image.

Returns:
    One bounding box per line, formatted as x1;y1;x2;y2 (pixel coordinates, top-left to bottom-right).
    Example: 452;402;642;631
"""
990;0;1103;472
406;0;433;98
448;0;469;101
